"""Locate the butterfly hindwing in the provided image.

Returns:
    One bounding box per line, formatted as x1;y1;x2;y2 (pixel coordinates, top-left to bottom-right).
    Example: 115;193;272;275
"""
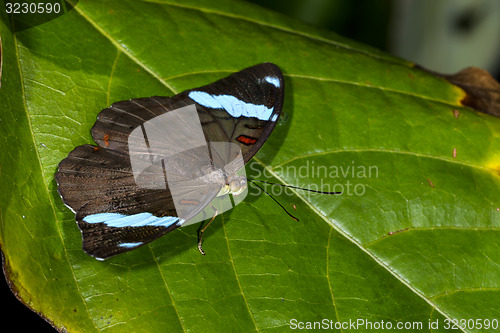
76;211;180;260
56;63;284;259
57;144;218;259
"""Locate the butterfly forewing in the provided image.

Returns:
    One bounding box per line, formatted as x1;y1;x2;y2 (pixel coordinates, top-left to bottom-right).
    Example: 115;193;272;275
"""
183;62;284;163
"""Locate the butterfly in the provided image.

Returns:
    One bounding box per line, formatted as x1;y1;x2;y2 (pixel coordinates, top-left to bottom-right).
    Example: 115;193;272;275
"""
55;63;285;260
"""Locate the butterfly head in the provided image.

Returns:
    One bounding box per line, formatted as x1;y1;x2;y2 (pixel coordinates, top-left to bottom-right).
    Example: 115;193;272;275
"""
217;174;247;197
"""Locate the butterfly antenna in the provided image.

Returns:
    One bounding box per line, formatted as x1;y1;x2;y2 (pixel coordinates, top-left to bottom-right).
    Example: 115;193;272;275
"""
247;178;342;195
248;179;299;221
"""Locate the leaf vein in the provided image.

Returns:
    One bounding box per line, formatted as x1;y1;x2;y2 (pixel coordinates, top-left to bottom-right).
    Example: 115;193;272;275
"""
221;214;260;332
143;0;399;64
71;4;177;95
273;148;495;173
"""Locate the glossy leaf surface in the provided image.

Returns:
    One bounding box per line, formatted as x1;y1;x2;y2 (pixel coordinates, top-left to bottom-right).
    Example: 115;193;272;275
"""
1;0;499;332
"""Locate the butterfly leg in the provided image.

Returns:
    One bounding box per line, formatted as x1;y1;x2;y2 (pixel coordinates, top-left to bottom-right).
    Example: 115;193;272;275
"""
197;205;218;255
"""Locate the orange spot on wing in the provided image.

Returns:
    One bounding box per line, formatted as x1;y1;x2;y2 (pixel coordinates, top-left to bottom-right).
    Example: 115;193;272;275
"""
103;134;110;147
237;135;257;145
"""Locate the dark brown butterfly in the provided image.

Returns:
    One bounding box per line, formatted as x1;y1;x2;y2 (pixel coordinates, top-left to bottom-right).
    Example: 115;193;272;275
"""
56;63;284;260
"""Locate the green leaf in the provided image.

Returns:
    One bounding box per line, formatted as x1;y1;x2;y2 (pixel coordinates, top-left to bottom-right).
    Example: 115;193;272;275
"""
1;0;500;332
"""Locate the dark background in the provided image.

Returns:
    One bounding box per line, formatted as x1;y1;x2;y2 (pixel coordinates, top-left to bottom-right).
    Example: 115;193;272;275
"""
251;0;500;79
2;0;500;331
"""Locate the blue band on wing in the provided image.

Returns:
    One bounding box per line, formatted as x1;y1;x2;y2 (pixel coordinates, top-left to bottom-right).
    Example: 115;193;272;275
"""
264;76;280;88
188;91;274;121
119;242;143;248
83;212;181;228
